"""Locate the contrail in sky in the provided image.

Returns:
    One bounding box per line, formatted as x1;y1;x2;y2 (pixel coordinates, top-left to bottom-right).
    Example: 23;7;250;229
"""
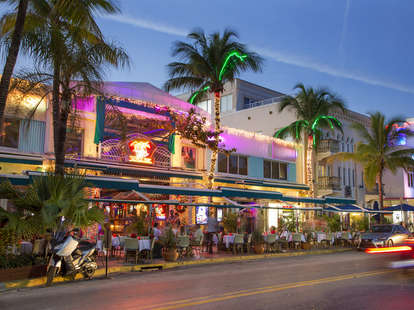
101;14;414;95
338;0;351;69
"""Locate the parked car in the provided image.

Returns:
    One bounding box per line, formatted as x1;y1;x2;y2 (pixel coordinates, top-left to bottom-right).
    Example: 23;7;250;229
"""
359;224;410;248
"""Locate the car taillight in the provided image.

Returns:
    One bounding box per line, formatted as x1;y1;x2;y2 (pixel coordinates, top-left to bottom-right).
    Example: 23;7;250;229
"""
365;246;413;254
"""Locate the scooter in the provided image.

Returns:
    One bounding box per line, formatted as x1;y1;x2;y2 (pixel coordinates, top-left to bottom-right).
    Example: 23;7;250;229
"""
46;229;98;286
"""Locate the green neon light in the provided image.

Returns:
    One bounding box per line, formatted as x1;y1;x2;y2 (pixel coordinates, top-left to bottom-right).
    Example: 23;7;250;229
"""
219;51;247;81
189;86;210;104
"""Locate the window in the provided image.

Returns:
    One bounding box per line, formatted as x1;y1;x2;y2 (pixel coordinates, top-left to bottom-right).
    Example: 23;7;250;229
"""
352;169;355;187
346;144;350;152
341;143;344;152
243;97;253;109
218;153;248;175
338;167;341;178
198;100;212;114
263;160;271;178
65;129;83;156
348;168;351;186
218;153;227;173
0;118;20;148
220;94;233;113
408;169;414;188
343;168;346;185
264;160;287;180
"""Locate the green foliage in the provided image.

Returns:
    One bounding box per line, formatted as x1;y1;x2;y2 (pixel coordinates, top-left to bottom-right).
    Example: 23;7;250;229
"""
323;214;341;232
352;216;370;232
160;226;176;249
252;229;264;245
222;211;238;233
0;254;46;270
327;112;414;210
0;174;104;253
282;213;297;232
126;213;148;236
275;83;345;147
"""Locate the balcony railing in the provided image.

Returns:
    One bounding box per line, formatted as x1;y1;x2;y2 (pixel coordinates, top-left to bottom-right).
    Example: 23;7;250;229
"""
317;176;341;191
317;139;340;154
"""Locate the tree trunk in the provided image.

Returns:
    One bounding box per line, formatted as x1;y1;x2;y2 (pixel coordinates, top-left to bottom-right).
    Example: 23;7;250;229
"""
306;135;315;197
378;169;384;224
207;92;221;188
0;0;29;135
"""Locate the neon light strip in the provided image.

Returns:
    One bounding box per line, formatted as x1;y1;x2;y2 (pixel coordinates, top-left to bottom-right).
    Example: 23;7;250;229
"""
189;86;210;104
219;51;247;81
365;246;412;254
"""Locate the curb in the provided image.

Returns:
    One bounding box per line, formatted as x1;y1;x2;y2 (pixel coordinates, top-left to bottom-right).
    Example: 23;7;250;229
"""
0;248;353;291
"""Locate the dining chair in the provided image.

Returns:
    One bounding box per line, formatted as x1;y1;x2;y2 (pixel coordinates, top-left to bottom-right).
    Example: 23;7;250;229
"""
265;234;277;253
177;236;190;261
232;234;244;255
124;238;139;264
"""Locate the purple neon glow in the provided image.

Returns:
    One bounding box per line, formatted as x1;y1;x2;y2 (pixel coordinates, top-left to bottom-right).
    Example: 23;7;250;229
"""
73;97;95;112
219;128;297;162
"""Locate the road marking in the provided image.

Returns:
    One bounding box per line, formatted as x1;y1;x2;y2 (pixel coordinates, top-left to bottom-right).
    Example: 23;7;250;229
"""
146;269;393;310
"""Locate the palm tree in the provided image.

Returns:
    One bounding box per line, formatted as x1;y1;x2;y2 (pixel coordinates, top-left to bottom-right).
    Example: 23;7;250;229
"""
327;112;414;221
274;84;345;197
164;28;263;187
2;0;128;174
0;174;104;254
0;0;30;135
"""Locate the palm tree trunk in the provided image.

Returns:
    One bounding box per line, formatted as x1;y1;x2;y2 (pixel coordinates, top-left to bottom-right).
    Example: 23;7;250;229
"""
208;92;221;188
0;0;29;136
378;169;384;224
306;135;315;197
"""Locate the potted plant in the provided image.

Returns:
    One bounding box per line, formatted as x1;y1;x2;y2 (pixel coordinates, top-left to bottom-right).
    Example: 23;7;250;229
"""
252;230;265;254
160;226;177;262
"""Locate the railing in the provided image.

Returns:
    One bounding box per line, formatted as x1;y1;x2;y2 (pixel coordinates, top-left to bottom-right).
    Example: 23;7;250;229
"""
317;176;341;191
244;95;285;110
317;139;339;154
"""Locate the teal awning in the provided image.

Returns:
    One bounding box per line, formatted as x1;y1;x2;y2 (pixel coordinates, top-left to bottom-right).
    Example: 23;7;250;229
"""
0;174;30;185
279;195;326;204
137;184;223;197
325;197;357;204
215;177;309;190
220;187;283;200
0;156;42;165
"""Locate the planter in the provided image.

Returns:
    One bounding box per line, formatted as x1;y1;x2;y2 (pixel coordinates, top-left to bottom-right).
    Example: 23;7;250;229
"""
0;265;47;282
302;242;312;250
163;248;178;262
254;244;265;254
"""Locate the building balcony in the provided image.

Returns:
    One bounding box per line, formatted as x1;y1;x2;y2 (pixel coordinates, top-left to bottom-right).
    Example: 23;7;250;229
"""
317;139;339;161
317;176;341;191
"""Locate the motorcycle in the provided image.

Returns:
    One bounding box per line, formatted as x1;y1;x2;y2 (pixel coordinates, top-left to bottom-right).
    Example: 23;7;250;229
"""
46;229;98;286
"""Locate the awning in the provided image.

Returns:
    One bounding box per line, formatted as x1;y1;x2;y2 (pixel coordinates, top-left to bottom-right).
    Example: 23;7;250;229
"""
325;197;357;204
138;184;223;197
279;195;325;204
324;204;366;213
0;174;30;185
26;171;140;191
383;204;414;212
220;187;282;200
215;177;309;190
0;154;43;165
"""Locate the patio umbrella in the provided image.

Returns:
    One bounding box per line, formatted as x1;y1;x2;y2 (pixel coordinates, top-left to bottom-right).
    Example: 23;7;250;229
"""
383;204;414;212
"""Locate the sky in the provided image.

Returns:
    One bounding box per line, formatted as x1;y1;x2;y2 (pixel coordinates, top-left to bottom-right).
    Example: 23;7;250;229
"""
4;0;414;117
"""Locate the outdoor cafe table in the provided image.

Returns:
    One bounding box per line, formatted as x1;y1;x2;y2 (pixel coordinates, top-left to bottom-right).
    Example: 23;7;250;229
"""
138;239;151;252
223;235;235;248
317;233;327;243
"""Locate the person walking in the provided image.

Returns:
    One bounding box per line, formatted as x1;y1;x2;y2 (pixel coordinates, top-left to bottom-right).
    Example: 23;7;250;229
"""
207;214;218;254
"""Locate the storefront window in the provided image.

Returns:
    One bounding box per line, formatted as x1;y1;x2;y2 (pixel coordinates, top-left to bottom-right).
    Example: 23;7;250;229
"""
65;129;83;156
0;118;19;148
263;160;271;178
279;162;287;180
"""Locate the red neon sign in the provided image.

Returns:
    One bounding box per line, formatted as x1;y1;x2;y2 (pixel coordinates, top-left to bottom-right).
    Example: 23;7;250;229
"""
128;140;153;164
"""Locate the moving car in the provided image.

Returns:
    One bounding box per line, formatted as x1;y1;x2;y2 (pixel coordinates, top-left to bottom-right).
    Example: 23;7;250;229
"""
359;224;410;248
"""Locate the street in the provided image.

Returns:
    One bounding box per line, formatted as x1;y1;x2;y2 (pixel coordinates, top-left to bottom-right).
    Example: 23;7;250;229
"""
2;251;414;310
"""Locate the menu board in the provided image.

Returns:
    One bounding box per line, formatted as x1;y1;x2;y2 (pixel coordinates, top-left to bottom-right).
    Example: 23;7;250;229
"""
196;206;208;224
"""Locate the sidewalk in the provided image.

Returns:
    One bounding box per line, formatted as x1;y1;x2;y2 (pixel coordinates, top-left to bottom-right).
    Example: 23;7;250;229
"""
0;247;353;292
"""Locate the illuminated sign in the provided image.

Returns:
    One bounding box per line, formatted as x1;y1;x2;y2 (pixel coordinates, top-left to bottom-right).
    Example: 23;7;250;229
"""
129;140;153;164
